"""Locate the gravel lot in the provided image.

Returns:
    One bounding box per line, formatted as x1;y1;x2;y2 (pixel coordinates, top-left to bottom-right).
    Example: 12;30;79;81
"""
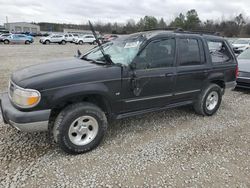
0;40;250;187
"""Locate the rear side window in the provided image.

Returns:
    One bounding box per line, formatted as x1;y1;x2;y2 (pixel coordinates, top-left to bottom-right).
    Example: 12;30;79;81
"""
179;38;202;66
207;41;232;64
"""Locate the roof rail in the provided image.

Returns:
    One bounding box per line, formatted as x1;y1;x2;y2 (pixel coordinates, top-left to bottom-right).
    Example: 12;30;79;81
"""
142;28;220;36
143;27;180;32
174;29;220;36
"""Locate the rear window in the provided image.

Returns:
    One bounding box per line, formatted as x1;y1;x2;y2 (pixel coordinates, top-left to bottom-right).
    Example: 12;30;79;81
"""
207;40;232;64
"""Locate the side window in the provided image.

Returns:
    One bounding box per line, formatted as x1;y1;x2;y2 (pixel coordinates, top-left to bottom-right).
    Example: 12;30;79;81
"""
207;40;232;64
179;38;202;66
135;38;176;69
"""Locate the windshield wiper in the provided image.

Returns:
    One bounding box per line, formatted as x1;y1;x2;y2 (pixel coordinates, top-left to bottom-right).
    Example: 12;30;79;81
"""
88;21;113;65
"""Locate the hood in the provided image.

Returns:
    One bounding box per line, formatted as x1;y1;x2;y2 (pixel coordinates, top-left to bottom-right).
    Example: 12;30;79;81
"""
11;57;116;90
238;59;250;72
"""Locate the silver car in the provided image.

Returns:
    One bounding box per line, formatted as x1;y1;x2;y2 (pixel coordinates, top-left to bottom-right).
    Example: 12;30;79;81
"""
0;33;11;42
40;34;66;45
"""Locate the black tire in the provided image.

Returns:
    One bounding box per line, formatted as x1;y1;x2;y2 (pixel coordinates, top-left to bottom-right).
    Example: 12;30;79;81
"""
78;41;83;45
25;40;30;45
61;40;66;45
194;84;222;116
45;40;50;45
53;102;108;154
4;40;9;44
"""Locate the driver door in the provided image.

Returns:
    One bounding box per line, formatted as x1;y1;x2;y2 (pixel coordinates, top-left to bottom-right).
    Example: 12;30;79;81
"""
121;38;177;113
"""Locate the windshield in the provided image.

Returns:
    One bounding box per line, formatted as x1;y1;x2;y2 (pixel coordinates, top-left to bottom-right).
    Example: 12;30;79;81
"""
238;49;250;59
83;35;144;65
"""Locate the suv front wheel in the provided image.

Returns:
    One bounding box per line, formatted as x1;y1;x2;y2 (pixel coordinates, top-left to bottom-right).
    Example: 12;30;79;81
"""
194;84;222;116
53;102;108;154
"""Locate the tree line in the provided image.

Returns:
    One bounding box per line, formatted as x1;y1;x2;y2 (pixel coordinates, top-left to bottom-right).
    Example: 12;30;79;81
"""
37;9;250;37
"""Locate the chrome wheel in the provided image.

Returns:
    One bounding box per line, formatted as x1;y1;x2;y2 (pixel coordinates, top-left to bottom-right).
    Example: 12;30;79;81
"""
206;91;219;111
68;116;99;146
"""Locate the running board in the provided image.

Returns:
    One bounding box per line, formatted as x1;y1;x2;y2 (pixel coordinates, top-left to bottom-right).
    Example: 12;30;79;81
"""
116;100;193;120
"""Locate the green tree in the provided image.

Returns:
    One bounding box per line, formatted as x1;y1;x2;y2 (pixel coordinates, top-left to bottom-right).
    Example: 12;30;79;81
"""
143;16;158;30
158;18;167;29
185;9;201;30
170;13;185;28
136;18;145;32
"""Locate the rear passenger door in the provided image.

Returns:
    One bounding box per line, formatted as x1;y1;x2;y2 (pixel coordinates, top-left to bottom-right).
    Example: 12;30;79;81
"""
174;37;209;101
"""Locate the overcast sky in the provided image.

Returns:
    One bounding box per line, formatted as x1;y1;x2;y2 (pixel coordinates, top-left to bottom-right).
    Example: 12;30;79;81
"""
0;0;250;25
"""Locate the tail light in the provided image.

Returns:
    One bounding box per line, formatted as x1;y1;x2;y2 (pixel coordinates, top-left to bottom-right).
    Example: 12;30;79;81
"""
235;65;239;79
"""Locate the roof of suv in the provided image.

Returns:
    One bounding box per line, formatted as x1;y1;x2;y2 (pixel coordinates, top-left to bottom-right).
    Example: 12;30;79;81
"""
128;30;224;41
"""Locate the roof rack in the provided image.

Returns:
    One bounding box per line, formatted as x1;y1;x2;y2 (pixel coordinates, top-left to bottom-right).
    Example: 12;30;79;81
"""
175;29;220;36
143;28;220;36
143;27;180;32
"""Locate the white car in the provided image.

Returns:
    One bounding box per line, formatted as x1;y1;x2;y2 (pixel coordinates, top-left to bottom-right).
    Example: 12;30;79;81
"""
64;33;79;43
73;35;96;45
232;39;250;53
40;34;66;45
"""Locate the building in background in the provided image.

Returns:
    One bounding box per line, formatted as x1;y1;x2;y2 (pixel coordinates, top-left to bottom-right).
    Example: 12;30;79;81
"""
4;22;40;33
0;25;9;33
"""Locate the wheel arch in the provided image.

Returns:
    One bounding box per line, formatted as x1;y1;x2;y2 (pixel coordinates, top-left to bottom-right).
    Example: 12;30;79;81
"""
48;87;113;125
210;79;225;89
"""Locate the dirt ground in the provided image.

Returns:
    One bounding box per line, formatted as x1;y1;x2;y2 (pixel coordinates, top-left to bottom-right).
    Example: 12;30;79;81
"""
0;40;250;187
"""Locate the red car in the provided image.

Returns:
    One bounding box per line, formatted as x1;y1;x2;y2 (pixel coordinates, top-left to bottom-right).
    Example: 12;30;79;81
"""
103;34;118;43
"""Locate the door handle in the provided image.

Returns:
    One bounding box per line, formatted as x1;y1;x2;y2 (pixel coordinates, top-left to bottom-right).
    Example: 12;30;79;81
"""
203;70;209;75
165;73;174;77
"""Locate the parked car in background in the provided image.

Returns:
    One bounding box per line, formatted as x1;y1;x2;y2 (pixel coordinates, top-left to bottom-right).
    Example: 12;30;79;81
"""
40;34;66;45
103;34;118;43
73;34;96;45
3;34;34;44
0;33;11;42
236;48;250;89
0;30;238;154
64;33;79;43
226;38;237;45
232;39;250;54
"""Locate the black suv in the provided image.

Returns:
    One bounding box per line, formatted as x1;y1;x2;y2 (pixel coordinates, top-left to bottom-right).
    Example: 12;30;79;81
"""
0;30;237;154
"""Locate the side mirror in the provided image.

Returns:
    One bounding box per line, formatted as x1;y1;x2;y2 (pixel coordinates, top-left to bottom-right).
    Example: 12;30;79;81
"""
130;61;136;70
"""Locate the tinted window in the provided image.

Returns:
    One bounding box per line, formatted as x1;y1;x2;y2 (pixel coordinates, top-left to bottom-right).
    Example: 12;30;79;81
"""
179;39;201;66
208;41;232;64
135;38;176;69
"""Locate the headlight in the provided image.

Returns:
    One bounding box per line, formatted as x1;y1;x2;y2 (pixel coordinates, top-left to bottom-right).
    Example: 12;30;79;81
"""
9;81;41;108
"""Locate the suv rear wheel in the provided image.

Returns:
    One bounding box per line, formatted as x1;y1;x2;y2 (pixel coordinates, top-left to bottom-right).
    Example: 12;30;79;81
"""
194;84;222;116
53;102;108;154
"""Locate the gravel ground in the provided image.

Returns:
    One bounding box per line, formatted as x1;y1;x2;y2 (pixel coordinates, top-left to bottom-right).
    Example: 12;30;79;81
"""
0;40;250;187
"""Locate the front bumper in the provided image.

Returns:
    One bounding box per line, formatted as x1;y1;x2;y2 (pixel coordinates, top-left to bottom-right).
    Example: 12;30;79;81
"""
0;93;51;132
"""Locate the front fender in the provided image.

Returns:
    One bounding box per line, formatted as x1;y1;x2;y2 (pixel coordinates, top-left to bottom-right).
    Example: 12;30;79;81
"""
40;82;113;109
